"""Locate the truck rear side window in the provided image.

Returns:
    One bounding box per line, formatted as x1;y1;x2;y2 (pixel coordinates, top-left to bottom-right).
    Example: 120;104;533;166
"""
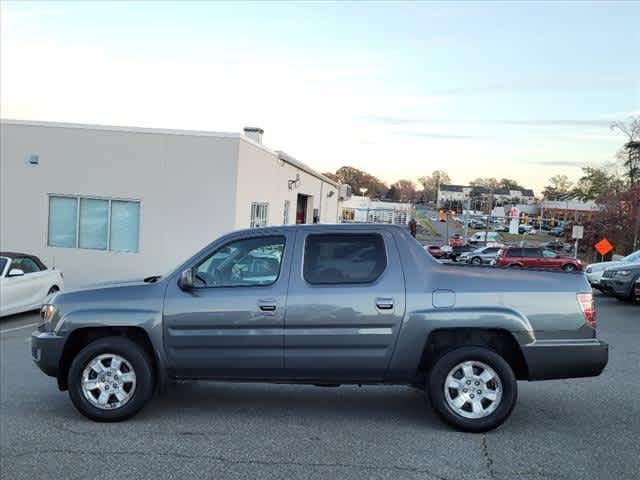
303;234;387;285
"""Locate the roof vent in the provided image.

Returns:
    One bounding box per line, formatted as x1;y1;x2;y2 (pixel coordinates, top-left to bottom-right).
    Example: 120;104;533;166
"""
243;127;264;144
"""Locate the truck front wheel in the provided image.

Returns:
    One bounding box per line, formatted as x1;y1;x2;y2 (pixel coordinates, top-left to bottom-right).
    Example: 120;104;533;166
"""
67;336;154;422
428;346;517;432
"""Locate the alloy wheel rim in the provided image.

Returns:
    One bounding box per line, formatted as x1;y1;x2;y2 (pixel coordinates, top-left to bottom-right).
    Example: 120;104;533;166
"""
81;353;137;410
444;360;502;419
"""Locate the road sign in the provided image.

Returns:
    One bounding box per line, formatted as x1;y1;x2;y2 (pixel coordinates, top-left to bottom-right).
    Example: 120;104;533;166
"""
572;225;584;240
594;238;614;256
509;218;519;235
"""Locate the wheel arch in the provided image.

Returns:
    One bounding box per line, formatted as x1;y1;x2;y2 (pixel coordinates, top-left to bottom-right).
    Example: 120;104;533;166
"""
418;327;529;381
57;326;162;391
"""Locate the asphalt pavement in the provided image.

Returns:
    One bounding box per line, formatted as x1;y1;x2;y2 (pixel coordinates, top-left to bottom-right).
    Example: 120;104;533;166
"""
1;294;638;480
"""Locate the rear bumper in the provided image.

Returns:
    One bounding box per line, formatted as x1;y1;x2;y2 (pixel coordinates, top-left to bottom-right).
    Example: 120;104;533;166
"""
31;331;65;378
522;339;608;380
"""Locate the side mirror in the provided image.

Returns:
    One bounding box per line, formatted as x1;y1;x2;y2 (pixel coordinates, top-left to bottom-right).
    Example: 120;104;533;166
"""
8;268;25;277
178;268;195;290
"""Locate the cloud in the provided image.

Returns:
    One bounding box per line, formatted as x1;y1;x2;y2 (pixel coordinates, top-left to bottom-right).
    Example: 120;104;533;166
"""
526;160;584;167
498;120;613;127
397;131;478;140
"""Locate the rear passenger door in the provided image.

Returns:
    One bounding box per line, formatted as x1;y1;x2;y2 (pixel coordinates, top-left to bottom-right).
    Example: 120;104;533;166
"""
284;230;406;381
522;248;543;268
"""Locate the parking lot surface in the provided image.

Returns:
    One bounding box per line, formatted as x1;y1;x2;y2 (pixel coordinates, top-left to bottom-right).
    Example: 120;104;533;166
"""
1;294;638;480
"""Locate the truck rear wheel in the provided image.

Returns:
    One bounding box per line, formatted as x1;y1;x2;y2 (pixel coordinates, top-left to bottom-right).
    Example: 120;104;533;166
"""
428;346;517;432
68;336;154;422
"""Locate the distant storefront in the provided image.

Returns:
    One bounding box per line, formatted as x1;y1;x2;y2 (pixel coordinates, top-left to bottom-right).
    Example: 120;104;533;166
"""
340;196;412;225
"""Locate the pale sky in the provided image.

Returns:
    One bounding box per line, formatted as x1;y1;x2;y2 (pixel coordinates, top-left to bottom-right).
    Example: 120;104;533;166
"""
1;1;638;194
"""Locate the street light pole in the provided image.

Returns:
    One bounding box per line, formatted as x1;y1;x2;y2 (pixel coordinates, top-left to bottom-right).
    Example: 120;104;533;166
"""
634;197;640;251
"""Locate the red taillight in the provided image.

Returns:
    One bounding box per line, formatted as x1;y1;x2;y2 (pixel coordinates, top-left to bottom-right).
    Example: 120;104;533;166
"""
577;293;596;328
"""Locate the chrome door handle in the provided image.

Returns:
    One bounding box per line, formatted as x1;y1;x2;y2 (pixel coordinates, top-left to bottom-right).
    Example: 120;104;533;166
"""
258;299;277;312
375;298;394;310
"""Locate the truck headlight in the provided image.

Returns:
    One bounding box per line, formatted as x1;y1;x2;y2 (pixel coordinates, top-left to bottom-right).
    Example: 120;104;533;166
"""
40;304;56;323
616;270;632;277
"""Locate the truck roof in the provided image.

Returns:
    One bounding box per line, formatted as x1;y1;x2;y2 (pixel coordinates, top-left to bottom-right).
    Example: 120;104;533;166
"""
230;223;410;236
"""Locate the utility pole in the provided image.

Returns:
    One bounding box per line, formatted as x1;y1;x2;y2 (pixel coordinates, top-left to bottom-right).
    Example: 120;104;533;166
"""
634;197;640;251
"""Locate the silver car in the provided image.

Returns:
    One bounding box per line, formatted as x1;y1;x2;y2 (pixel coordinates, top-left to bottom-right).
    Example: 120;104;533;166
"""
459;246;502;265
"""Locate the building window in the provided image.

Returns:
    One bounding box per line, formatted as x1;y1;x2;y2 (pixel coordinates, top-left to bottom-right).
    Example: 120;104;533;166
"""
250;202;269;228
48;195;140;252
48;196;78;248
342;208;355;222
283;200;290;225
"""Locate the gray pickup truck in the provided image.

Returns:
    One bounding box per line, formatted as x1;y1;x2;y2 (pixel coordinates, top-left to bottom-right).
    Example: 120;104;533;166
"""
32;224;608;432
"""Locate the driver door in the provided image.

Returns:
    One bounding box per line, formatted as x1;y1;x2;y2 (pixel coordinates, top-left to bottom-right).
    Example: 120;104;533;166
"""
163;232;293;379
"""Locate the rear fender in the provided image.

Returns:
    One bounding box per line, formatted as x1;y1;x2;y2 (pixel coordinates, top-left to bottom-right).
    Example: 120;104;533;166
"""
387;306;534;379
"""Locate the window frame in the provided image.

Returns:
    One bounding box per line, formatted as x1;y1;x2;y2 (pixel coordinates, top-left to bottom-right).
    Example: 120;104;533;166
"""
46;194;141;254
250;202;269;228
193;235;286;289
302;233;388;286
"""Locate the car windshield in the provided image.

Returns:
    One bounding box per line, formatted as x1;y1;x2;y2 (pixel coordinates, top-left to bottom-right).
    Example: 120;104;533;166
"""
622;251;640;263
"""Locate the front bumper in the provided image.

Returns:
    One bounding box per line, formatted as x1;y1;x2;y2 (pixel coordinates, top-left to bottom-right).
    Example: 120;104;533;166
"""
600;278;634;297
522;339;608;381
31;331;65;378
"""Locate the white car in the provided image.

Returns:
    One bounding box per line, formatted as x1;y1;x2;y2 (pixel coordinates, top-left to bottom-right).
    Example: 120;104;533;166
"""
585;250;640;288
0;252;64;317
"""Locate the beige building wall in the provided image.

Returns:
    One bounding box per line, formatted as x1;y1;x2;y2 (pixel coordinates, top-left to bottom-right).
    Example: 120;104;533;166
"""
235;139;339;229
0;121;239;287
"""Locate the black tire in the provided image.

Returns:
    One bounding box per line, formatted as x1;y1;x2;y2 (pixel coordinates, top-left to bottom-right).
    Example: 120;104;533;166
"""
509;264;522;268
562;264;576;272
471;257;482;265
428;346;517;433
68;336;154;422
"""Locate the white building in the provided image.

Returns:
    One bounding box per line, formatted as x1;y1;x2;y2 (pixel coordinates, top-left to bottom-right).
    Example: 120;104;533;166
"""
0;120;340;287
340;196;411;224
437;184;536;208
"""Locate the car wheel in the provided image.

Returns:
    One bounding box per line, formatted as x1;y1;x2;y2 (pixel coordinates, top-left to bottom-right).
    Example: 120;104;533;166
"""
428;346;517;432
471;257;482;265
68;336;154;422
562;264;577;272
509;264;522;268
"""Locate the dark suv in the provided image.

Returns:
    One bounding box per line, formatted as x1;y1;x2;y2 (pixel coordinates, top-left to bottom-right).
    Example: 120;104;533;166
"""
495;247;582;272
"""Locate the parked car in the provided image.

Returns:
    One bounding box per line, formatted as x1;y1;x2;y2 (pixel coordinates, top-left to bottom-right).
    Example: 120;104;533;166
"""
447;244;476;262
469;231;503;245
459;246;502;265
425;245;444;259
518;224;533;234
548;226;565;237
599;262;640;302
448;234;465;247
494;223;509;232
585;250;640;290
0;252;64;317
32;224;607;432
541;240;572;254
469;219;486;229
495;247;582;272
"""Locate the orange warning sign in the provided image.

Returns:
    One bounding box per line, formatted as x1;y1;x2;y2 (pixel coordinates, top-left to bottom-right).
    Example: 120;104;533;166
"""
594;238;613;256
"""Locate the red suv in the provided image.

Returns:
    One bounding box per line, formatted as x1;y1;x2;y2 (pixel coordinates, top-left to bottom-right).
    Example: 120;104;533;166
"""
496;247;582;272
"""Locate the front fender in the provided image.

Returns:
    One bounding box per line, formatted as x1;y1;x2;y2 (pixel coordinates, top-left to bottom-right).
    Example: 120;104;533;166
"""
387;306;534;379
56;307;168;391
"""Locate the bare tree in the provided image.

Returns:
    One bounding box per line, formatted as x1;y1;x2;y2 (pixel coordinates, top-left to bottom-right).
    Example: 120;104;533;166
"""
611;117;640;186
418;170;450;204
